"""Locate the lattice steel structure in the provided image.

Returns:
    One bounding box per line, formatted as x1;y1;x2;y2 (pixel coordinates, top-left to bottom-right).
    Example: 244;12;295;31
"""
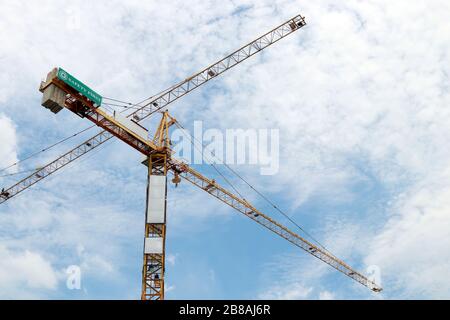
142;153;168;300
0;14;383;296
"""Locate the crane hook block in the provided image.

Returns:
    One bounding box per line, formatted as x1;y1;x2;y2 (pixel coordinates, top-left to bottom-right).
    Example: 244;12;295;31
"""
172;173;181;187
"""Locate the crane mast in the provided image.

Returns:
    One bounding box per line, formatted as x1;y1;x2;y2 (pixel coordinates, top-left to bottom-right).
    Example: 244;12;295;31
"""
142;152;169;300
141;112;174;300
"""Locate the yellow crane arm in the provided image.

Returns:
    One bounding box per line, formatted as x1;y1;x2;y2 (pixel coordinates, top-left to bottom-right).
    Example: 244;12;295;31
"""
167;158;383;293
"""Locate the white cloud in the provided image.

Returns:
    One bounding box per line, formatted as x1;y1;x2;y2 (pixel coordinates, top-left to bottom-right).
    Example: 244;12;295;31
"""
366;166;450;299
319;291;335;300
165;174;243;235
0;114;18;172
258;282;313;300
165;283;176;293
166;253;177;266
0;180;144;297
0;245;58;298
255;247;335;299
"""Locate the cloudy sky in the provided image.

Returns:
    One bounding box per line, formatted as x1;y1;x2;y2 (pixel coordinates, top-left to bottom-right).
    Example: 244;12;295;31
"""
0;0;449;299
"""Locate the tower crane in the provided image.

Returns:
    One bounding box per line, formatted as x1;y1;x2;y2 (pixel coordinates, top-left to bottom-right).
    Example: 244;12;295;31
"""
0;14;382;299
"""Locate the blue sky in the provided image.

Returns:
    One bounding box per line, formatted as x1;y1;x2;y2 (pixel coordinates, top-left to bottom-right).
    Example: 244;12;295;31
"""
0;0;450;299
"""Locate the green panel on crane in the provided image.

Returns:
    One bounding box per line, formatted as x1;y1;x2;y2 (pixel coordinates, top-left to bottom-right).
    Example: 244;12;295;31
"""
57;68;102;106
